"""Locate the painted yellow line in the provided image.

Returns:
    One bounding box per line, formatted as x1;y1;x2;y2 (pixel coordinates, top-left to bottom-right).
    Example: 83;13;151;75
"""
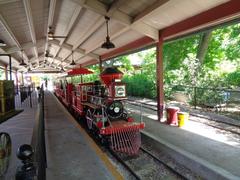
52;93;124;180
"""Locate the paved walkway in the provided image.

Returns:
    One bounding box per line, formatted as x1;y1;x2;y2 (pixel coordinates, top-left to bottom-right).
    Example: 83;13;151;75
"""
0;106;38;179
44;91;121;180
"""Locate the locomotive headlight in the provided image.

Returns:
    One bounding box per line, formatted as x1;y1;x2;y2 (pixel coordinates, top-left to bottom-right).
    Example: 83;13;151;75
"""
114;107;120;113
115;85;125;97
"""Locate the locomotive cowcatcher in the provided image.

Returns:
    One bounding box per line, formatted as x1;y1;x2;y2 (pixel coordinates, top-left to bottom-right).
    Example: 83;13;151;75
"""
54;67;145;154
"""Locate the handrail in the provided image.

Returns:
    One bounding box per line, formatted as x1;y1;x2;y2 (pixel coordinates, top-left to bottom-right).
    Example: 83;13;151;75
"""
32;85;47;180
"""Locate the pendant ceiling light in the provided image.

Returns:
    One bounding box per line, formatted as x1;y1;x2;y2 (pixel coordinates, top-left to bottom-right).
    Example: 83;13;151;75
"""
101;16;115;49
60;65;65;73
28;66;31;72
19;50;27;66
0;39;6;47
70;51;76;66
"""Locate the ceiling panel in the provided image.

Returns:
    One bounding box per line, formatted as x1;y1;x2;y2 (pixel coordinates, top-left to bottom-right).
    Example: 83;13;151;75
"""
118;0;157;17
76;56;92;65
66;9;102;47
53;0;78;37
58;48;71;59
24;48;34;60
112;30;143;48
0;1;32;43
31;0;49;39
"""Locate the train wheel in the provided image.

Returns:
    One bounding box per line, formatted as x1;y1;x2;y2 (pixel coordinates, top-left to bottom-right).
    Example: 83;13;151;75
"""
86;110;93;130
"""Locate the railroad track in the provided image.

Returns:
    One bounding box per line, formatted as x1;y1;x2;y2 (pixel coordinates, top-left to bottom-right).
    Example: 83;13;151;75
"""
70;102;200;179
109;146;187;180
125;99;240;136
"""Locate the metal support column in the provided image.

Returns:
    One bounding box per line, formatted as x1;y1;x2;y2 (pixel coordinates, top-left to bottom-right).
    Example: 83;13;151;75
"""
99;56;103;73
21;72;24;85
4;64;8;80
80;64;83;83
9;56;12;80
156;31;164;121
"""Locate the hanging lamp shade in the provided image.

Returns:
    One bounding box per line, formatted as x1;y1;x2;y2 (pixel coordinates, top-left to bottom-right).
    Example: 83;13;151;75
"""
101;36;115;49
60;66;65;72
0;39;6;46
28;66;31;72
101;16;115;49
69;51;76;66
19;60;27;66
19;50;27;66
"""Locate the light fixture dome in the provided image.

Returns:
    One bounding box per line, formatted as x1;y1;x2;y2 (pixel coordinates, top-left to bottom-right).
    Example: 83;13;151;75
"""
60;66;65;73
69;51;76;66
19;50;27;66
0;39;6;47
101;36;115;49
27;67;31;72
101;16;115;49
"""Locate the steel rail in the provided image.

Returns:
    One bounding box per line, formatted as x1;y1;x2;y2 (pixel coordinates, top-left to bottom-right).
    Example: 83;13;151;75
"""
108;149;141;180
140;147;187;179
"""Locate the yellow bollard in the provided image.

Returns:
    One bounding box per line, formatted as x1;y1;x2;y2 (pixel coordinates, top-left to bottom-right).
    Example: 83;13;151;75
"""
177;112;189;127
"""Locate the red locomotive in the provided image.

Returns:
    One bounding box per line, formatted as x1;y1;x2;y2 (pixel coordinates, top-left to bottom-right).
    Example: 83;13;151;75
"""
54;67;145;154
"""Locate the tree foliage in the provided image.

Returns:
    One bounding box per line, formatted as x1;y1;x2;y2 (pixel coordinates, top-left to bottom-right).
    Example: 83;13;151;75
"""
72;23;240;101
122;23;240;99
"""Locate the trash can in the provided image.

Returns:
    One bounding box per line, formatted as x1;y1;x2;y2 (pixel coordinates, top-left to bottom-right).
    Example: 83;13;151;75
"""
177;112;189;127
166;107;180;125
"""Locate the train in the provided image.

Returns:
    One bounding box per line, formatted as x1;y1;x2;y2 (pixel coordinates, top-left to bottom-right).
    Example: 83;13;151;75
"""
54;67;145;155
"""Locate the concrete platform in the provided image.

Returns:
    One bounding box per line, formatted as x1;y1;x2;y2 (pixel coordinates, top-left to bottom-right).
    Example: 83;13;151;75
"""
129;108;240;179
0;106;38;179
45;91;122;180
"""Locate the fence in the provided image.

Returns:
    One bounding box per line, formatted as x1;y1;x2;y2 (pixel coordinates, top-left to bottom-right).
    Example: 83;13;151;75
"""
31;85;47;180
166;85;240;119
15;85;38;109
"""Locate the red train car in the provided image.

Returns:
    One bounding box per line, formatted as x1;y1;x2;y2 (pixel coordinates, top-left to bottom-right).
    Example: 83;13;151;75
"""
54;67;145;154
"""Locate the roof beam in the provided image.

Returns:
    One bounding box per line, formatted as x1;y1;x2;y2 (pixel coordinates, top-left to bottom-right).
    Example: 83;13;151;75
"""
59;16;105;65
72;0;131;25
44;0;57;65
107;0;126;15
23;0;39;66
161;0;240;40
71;0;158;40
5;39;46;54
0;14;29;65
72;16;105;50
133;0;170;22
53;6;84;59
0;0;19;5
48;0;57;27
49;39;99;61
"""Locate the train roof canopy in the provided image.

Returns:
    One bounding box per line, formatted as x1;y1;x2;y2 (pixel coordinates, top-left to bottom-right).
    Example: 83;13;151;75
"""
0;0;239;73
67;67;93;76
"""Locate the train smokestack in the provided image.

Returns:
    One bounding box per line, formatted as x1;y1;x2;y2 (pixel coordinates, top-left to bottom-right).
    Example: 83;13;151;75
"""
100;67;123;87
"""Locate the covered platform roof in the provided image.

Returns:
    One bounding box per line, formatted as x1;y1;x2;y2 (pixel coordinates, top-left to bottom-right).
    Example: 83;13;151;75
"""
0;0;239;73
